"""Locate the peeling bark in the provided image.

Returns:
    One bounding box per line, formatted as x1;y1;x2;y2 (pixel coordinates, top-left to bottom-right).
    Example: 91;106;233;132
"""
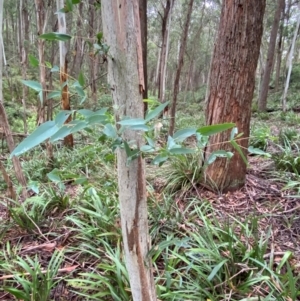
101;1;156;300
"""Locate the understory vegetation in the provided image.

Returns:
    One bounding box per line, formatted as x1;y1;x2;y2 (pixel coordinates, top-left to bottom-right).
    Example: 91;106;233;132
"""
0;91;300;301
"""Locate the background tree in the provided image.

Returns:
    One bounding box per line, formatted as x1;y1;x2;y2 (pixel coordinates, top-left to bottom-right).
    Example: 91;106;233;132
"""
258;0;285;112
101;1;156;300
204;0;266;192
168;0;194;136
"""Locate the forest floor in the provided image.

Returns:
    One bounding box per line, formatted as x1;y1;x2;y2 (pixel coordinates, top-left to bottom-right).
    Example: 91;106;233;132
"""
0;110;300;300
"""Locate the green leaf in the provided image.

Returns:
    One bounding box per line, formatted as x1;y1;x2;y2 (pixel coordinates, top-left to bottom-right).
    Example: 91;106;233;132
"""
72;0;81;3
197;123;235;136
169;148;195;155
87;115;108;125
103;124;117;139
49;125;71;142
3;288;28;300
74;177;88;185
21;80;42;92
248;146;271;157
39;32;72;41
152;154;168;166
78;109;94;117
78;71;85;86
230;140;248;165
70;120;88;133
55;111;72;127
45;61;52;68
75;85;85;97
28;54;39;67
118;118;145;126
207;150;233;165
11;121;58;157
207;259;228;281
129;124;149;131
47;169;61;183
145;102;169;122
173;128;196;142
47;91;61;100
140;145;155;152
167;136;180;150
230;127;238;140
145;136;155;148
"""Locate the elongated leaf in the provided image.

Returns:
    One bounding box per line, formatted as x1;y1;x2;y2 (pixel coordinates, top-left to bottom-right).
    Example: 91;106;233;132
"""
47;170;61;183
207;259;228;281
152;154;168;166
145;102;169;122
78;71;85;86
78;109;94;117
49;126;71;142
248;146;271;157
70;120;88;133
54;111;72;127
130;124;149;131
145;136;155;148
39;32;72;41
11;121;58;156
140;145;155;152
87;115;108;125
103;124;117;139
28;54;39;67
21;80;42;92
230;140;248;165
167;136;180;150
169;148;195;155
118;118;145;126
173;128;196;142
197;123;235;136
47;91;61;100
75;85;85;97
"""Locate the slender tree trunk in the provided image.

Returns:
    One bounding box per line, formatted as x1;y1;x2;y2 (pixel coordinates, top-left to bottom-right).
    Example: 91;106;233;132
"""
258;0;285;112
101;1;156;300
157;0;174;103
139;0;148;114
204;0;266;192
0;0;27;201
282;3;300;112
168;0;194;136
57;0;73;147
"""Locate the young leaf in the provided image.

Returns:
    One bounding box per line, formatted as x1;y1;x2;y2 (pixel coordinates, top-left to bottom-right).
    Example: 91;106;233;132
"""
47;91;61;100
39;32;72;41
248;146;271;157
152;154;169;166
118;118;145;126
230;140;248;165
207;259;228;281
145;102;169;122
103;124;117;139
197;123;235;136
49;125;71;142
28;54;39;67
140;145;154;152
21;80;42;92
47;169;61;183
54;111;72;127
173;128;196;142
78;71;85;86
169;148;195;155
11;121;58;156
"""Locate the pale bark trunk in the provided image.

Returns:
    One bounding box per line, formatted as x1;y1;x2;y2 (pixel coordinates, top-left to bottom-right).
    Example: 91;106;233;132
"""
0;0;27;200
282;3;300;112
258;0;285;112
158;0;174;103
169;0;194;136
102;1;156;300
205;1;266;192
57;0;73;147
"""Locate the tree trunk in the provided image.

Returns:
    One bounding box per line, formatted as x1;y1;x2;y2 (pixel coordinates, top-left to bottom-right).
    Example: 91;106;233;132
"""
139;0;148;114
57;0;73;147
282;3;300;112
204;0;266;192
258;0;285;112
0;0;27;200
168;0;194;136
101;1;156;300
157;0;174;103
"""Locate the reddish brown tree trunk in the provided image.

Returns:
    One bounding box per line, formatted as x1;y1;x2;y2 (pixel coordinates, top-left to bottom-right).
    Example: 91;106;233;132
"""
168;0;194;136
204;0;266;192
258;0;285;111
